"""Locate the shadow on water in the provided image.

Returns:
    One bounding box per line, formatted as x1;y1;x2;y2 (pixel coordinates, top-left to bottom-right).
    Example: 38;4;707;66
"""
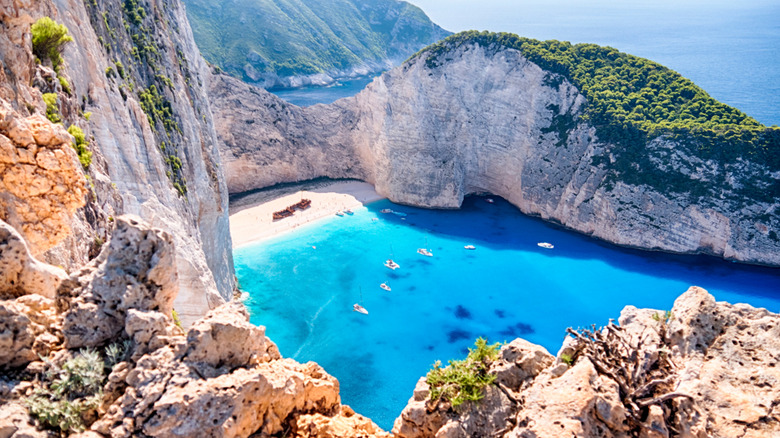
365;196;780;302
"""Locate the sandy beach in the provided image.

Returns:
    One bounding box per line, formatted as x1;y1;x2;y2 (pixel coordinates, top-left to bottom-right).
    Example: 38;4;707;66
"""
229;180;384;248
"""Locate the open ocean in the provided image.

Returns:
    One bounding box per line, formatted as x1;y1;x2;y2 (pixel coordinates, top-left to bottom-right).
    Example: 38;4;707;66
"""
235;197;780;429
272;0;780;126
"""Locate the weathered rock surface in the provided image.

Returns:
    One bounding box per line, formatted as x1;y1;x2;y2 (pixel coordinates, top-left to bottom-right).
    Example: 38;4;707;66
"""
0;295;58;369
0;99;87;257
212;39;780;266
0;402;49;438
393;286;780;438
58;216;177;349
1;0;235;325
0;219;67;299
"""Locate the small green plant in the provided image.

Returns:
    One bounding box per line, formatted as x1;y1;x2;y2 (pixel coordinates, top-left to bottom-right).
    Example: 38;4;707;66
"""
58;75;71;95
67;125;92;169
105;66;115;78
426;337;501;409
83;111;92;121
651;310;673;324
560;353;574;366
26;349;105;432
42;93;61;124
171;309;183;329
114;60;125;79
31;17;73;70
105;341;130;368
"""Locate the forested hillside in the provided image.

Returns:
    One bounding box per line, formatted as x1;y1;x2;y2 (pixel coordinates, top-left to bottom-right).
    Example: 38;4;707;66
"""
183;0;449;87
418;31;780;204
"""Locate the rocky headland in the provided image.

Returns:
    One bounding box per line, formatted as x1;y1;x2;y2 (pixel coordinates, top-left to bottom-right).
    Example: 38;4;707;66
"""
212;33;780;267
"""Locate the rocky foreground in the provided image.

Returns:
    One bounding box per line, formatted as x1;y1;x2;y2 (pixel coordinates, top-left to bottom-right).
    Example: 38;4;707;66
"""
1;213;779;437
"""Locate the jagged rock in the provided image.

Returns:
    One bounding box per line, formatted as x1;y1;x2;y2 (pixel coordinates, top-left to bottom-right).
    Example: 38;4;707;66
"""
0;402;49;438
295;405;392;438
95;342;341;438
0;295;58;369
394;287;780;438
0;99;87;258
393;341;551;438
184;300;280;370
58;216;178;349
0;219;67;299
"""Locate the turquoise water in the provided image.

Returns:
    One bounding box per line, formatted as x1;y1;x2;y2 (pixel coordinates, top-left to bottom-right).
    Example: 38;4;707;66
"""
234;196;780;430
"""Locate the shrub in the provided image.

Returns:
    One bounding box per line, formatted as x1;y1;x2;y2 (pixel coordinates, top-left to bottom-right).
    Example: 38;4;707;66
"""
426;337;501;409
31;17;73;70
58;75;71;95
171;309;183;328
26;349;105;433
67;125;92;169
42;93;61;123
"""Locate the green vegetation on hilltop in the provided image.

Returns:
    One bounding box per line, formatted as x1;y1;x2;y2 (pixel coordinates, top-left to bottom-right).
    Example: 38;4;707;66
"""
182;0;449;84
416;31;780;203
426;337;501;409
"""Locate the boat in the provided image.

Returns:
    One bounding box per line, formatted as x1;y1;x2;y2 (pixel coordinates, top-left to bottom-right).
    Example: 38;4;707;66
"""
380;283;391;291
417;248;433;257
464;245;476;250
335;211;345;217
380;208;393;214
353;288;368;314
417;237;433;257
345;208;354;215
537;242;554;249
486;198;495;204
384;259;400;270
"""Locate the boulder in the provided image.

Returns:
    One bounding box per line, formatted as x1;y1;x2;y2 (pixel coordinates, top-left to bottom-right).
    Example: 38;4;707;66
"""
0;219;67;299
59;216;178;349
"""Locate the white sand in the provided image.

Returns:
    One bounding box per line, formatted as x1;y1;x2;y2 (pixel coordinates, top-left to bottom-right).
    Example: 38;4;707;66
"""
229;180;384;248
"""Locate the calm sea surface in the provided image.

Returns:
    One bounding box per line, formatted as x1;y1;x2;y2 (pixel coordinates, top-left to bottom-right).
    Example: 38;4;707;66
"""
272;0;780;126
235;197;780;429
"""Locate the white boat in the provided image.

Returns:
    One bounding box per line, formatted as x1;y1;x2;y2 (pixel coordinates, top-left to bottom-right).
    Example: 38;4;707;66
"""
537;242;554;249
464;245;476;250
486;198;495;204
380;208;393;214
384;259;400;270
380;283;391;291
335;211;345;217
345;208;354;215
417;248;433;257
353;288;368;314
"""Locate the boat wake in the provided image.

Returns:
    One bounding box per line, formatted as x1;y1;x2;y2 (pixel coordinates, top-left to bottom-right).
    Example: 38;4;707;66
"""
293;294;336;359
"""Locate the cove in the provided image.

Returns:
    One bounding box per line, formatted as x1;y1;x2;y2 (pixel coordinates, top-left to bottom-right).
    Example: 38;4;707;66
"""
234;196;780;430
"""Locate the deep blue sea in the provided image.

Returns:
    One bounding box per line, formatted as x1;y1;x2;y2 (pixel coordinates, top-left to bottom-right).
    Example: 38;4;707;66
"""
234;196;780;430
269;76;377;107
271;0;780;126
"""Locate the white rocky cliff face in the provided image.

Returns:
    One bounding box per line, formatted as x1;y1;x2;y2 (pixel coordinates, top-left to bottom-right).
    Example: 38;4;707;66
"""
1;0;235;324
211;41;780;266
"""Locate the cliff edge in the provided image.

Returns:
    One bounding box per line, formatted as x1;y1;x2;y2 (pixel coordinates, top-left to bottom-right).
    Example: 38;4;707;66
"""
1;0;236;324
212;32;780;266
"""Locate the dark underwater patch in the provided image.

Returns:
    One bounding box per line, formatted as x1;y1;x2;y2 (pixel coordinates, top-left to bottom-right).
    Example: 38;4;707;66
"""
447;329;471;343
500;322;535;337
455;305;472;320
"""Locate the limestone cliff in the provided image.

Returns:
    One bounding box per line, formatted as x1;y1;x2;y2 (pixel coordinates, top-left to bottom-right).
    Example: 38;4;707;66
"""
1;0;235;324
211;36;780;266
